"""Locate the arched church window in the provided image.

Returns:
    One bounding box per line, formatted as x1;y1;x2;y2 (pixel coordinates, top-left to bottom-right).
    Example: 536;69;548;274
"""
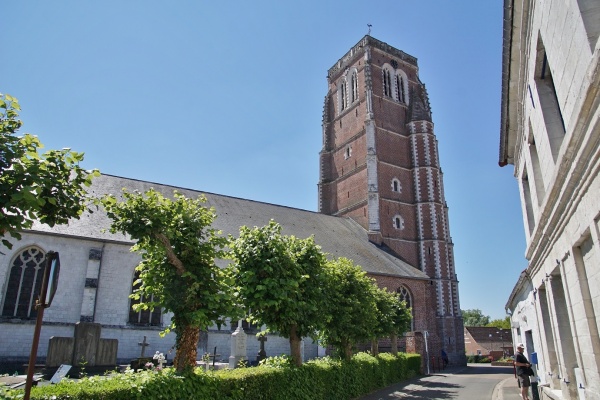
383;68;392;97
338;77;349;113
393;214;405;230
128;270;162;326
344;146;352;160
2;246;46;318
351;72;358;103
392;178;401;193
396;75;405;103
397;285;414;331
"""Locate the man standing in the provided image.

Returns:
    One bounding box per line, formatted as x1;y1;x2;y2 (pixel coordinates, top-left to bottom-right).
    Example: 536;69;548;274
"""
514;343;532;400
441;349;449;368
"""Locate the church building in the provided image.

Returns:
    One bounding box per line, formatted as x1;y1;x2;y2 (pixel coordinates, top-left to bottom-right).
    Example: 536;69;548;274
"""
0;36;465;368
319;35;463;362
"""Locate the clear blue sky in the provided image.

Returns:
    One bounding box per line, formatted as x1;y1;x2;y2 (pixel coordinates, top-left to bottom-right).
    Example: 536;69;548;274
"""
1;1;525;320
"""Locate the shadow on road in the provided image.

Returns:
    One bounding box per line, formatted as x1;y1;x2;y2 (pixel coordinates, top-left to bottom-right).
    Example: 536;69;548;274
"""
377;381;462;399
360;365;515;399
460;365;514;375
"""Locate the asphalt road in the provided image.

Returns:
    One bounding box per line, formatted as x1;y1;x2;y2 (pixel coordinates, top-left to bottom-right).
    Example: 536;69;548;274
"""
358;363;517;400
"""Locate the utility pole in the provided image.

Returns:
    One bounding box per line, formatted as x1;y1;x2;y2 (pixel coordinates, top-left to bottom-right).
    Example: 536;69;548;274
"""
24;251;60;400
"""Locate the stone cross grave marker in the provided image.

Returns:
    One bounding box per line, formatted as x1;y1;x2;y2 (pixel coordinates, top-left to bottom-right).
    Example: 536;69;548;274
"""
257;335;267;362
153;351;166;369
138;336;150;358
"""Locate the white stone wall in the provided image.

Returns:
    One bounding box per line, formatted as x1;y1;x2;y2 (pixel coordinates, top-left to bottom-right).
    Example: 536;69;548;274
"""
0;323;73;360
0;232;320;365
522;6;598;213
206;331;318;363
505;0;600;399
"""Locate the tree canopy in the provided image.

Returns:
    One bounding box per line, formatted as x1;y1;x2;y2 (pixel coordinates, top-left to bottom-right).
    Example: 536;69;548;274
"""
318;257;381;360
486;316;511;330
461;309;491;327
0;93;99;249
229;220;328;366
372;287;412;338
102;189;236;372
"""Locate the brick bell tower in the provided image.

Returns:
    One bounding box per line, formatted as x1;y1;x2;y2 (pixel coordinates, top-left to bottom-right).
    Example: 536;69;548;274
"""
318;36;464;361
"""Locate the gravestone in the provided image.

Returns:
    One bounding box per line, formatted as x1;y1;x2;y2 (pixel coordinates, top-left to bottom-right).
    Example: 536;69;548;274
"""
46;337;74;367
96;338;119;366
46;322;118;368
50;364;72;384
138;336;150;358
129;336;152;370
256;335;267;363
228;320;247;368
153;351;166;369
73;322;101;365
317;342;327;357
197;330;208;357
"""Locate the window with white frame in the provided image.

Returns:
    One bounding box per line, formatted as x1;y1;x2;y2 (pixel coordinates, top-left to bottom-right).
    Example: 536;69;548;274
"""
396;75;405;103
534;35;565;163
383;68;393;97
397;285;414;331
340;80;347;111
393;215;405;230
2;246;46;318
521;169;536;235
527;122;546;206
351;71;358;103
344;146;352;159
395;70;409;104
337;76;348;113
391;178;401;193
128;270;162;326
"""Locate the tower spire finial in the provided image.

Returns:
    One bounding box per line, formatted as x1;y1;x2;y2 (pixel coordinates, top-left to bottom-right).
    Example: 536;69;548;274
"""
367;24;372;36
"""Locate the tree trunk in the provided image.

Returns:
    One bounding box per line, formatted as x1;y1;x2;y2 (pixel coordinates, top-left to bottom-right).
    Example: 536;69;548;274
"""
153;232;185;275
289;324;302;367
342;338;353;361
371;338;379;356
391;333;398;356
174;325;199;372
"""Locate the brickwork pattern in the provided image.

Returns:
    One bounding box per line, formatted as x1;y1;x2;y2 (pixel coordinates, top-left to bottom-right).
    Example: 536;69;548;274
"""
319;37;463;364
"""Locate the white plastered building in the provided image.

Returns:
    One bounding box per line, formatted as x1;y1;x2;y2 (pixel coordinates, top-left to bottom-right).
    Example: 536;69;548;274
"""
500;0;600;399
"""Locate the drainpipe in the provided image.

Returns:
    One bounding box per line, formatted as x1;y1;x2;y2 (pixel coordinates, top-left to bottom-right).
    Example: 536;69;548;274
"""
424;330;430;375
91;242;106;321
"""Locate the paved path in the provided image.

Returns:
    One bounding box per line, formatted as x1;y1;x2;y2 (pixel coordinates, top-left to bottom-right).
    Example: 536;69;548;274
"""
358;364;523;400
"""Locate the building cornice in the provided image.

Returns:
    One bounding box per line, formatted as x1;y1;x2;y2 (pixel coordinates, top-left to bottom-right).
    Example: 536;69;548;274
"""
499;0;515;166
499;0;533;168
328;36;418;80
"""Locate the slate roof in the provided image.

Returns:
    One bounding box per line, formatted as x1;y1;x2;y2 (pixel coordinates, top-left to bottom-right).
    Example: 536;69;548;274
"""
408;83;432;122
465;326;512;349
29;174;428;279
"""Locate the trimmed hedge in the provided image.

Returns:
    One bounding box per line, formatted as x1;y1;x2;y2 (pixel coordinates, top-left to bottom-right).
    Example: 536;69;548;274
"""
466;355;491;363
2;352;420;400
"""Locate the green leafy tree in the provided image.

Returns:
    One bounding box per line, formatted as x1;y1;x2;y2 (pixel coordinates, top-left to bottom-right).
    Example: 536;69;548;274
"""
462;309;491;327
229;220;327;367
371;288;412;355
102;189;237;372
486;316;511;330
0;93;99;248
319;257;380;360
